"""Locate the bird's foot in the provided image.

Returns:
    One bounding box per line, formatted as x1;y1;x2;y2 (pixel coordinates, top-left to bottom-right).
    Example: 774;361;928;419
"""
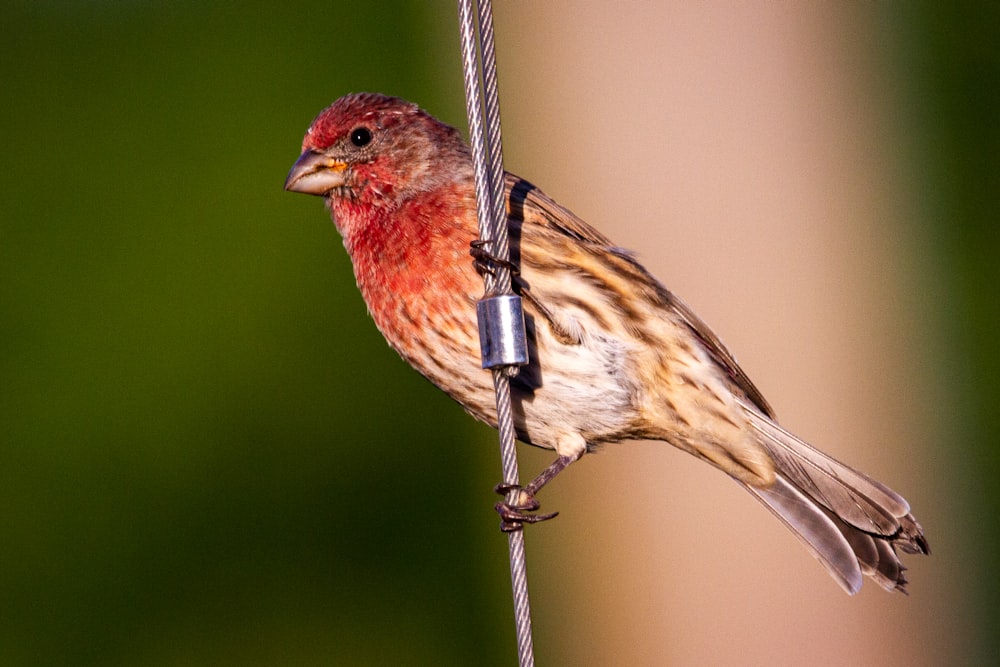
470;239;520;278
494;482;558;532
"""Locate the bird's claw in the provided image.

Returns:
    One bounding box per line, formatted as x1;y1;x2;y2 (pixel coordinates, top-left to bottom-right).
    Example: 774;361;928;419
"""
470;239;520;277
493;482;558;532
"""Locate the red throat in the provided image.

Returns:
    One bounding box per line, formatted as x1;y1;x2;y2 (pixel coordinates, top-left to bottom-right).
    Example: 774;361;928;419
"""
330;181;482;346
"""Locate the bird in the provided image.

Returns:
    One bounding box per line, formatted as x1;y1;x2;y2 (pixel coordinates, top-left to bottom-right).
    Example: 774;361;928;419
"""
284;92;929;594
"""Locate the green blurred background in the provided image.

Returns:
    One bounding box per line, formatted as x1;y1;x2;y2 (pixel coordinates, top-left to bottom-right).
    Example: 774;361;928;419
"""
0;2;996;665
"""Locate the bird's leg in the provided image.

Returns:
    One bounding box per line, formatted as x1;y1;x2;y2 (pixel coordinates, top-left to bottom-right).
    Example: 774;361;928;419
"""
494;455;575;532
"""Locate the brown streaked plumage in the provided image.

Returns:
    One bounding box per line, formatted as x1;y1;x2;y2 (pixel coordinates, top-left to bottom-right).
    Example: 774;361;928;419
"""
285;93;929;594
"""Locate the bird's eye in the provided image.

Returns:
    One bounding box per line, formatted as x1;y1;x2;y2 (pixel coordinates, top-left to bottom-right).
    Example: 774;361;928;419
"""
350;127;373;147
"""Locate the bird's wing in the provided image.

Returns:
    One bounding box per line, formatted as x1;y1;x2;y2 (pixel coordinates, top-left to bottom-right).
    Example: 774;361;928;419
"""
504;173;774;418
664;291;776;419
505;174;615;246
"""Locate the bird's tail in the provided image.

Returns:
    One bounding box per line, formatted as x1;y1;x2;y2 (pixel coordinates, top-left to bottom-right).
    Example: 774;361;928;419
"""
737;403;929;594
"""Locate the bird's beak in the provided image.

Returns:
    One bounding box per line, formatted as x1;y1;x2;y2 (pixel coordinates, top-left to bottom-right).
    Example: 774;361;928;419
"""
284;149;348;196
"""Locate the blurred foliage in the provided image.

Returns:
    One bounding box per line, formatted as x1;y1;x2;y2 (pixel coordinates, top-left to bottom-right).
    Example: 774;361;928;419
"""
0;2;514;665
0;1;998;665
891;3;1000;664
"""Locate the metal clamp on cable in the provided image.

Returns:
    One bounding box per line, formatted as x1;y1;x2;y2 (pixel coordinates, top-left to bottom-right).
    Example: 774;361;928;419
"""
477;294;529;369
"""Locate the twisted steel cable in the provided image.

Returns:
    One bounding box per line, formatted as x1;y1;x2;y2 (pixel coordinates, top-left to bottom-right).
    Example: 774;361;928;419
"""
457;1;535;665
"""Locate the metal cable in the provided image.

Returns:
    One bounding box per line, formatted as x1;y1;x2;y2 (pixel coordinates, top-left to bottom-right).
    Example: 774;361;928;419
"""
457;2;535;666
476;0;513;295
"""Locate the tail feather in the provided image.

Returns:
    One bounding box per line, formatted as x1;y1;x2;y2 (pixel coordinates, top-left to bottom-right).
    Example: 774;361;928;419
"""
739;403;929;593
744;476;864;594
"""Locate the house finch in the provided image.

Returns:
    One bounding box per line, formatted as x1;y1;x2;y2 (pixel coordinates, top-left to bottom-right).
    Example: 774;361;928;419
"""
285;92;928;594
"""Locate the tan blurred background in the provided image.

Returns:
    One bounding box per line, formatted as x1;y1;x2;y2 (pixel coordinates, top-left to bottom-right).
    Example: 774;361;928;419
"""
494;3;965;665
